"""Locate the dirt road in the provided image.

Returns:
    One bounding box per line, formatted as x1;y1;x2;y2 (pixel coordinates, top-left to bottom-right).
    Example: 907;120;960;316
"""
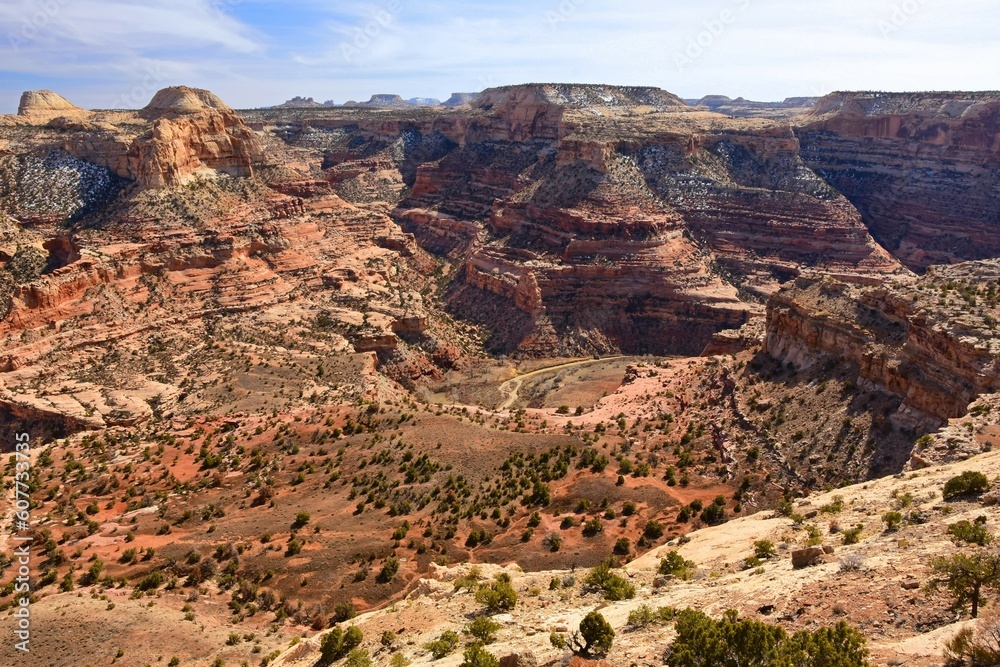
497;356;625;411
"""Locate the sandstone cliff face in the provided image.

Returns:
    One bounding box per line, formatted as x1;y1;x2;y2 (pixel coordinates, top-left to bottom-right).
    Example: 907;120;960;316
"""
797;92;1000;271
275;84;908;357
765;261;1000;429
126;107;262;188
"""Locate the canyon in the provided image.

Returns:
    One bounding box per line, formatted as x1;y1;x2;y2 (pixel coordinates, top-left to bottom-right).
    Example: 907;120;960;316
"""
1;83;1000;667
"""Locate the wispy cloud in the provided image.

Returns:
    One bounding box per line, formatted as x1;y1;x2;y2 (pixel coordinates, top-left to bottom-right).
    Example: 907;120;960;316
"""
0;0;997;113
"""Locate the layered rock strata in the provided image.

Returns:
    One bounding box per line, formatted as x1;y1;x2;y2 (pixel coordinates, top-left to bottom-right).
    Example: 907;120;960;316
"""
766;260;1000;429
796;91;1000;271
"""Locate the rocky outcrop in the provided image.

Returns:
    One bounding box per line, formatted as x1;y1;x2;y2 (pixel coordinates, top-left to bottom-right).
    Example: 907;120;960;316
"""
124;87;263;187
7;86;262;189
344;94;413;109
274;96;325;108
766;261;1000;428
141;87;231;116
685;95;820;118
443;93;479;108
471;83;687;140
17;90;86;119
797;91;1000;270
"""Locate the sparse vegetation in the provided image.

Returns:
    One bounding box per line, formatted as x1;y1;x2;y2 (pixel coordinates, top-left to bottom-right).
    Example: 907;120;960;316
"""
424;630;460;660
459;643;499;667
575;611;615;657
929;550;1000;618
474;576;518;614
320;626;363;664
944;471;991;500
465;616;501;644
584;559;636;601
659;551;696;579
665;609;869;667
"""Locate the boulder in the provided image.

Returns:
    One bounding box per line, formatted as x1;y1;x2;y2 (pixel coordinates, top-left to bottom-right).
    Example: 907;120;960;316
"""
499;652;538;667
791;547;825;569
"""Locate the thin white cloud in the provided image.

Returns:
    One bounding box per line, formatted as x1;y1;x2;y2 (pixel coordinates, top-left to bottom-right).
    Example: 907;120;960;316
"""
0;0;997;111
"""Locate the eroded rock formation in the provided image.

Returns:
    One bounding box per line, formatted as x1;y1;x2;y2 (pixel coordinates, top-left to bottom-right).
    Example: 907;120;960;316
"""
7;86;262;189
797;91;1000;270
766;261;1000;429
292;84;904;356
17;90;86;119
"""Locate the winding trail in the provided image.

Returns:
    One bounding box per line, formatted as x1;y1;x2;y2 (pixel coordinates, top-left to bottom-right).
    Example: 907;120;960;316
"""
496;356;626;411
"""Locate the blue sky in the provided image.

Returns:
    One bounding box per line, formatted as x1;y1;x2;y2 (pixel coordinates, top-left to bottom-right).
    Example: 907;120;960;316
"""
0;0;997;112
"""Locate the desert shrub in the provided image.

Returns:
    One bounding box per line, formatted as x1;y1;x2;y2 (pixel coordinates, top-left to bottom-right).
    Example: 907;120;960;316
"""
332;601;356;623
882;511;903;532
577;611;615;656
459;643;499;667
944;472;991;500
948;520;994;547
776;499;795;517
820;496;845;514
659;551;696;579
700;496;727;526
543;532;562;552
475;578;517;613
665;609;869;667
286;538;303;556
644;520;666;539
584;559;636;601
79;559;104;586
582;518;603;537
377;557;399;583
292;512;310;529
424;630;460;659
453;566;482;592
944;617;1000;667
754;540;777;560
136;570;163;592
842;524;864;546
320;626;363;664
929;551;1000;618
344;649;372;667
465;616;501;644
391;522;410;541
839;554;865;572
613;537;631;556
389;654;411;667
627;604;676;629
